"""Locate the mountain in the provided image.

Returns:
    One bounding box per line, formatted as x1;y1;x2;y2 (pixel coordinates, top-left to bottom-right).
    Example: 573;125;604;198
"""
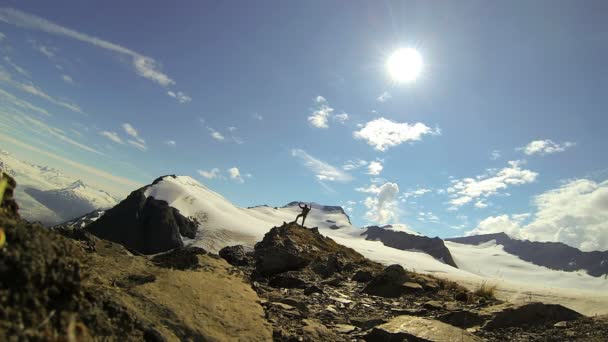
0;151;117;224
59;174;608;316
446;233;608;277
362;225;458;268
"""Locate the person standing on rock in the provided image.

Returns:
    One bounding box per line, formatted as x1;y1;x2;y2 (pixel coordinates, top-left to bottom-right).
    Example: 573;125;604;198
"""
294;202;312;226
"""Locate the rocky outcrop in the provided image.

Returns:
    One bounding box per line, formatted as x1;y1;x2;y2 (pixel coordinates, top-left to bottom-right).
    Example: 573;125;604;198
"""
447;233;608;277
365;315;482;342
363;226;458;268
219;245;253;266
362;264;420;298
253;222;367;275
0;197;272;341
86;179;198;255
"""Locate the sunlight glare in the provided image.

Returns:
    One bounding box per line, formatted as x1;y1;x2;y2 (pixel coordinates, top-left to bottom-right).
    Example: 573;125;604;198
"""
387;48;423;83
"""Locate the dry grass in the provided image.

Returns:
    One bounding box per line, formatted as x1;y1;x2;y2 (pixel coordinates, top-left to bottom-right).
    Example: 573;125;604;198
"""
474;281;497;299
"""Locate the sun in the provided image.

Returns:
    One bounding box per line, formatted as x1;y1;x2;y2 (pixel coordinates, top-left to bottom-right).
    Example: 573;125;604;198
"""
387;48;423;83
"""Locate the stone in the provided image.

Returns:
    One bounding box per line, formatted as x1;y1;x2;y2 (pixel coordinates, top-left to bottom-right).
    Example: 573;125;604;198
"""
302;319;340;341
352;270;374;283
403;282;424;292
304;285;323;296
365;315;482;342
437;310;486;329
268;274;308;289
362;264;412;298
481;302;583;330
554;321;569;328
218;245;252;266
423;300;444;311
350;317;387;330
334;324;357;334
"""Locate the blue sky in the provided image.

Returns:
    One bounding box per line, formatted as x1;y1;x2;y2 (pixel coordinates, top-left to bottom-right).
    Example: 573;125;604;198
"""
1;1;607;249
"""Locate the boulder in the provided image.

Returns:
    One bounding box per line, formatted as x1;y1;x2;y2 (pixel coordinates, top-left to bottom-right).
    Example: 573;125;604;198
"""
268;273;308;289
362;264;417;298
481;302;583;330
219;245;252;266
365;315;481;342
352;270;374;283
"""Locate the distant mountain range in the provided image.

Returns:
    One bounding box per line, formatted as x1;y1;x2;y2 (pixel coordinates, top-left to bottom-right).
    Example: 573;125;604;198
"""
0;150;117;225
446;233;608;277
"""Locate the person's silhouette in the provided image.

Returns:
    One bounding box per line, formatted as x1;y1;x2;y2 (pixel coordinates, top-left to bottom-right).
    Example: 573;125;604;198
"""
294;202;312;226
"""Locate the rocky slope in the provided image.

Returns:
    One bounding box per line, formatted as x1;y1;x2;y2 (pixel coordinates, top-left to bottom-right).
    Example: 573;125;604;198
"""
0;174;271;341
362;225;458;268
447;233;608;277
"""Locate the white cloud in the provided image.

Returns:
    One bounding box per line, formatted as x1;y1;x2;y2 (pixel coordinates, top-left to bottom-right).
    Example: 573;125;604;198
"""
468;179;608;252
520;139;575;156
447;160;538;209
61;74;73;84
0;32;5;40
208;128;225;141
353;117;440;151
363;182;400;224
342;159;367;171
122;122;147;151
333;112;349;124
228;167;244;183
165;140;176;147
252;113;263;120
401;188;432;200
4;56;30;77
167;90;191;103
38;45;54;58
291;149;353;183
18;83;82;113
122;123;138;138
307;95;333;129
3;111;102;155
418;211;439;223
377;91;391;102
474;200;489;208
99;131;123;144
367;161;383;176
227;126;237;132
0;8;175;86
198;168;221;180
0;88;49;116
491;150;501;160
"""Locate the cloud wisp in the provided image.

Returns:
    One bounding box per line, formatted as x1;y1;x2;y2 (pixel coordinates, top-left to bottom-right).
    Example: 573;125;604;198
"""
291;149;353;183
308;96;333;129
0;7;175;87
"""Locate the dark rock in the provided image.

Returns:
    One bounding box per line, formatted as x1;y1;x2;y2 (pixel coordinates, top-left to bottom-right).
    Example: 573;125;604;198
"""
423;300;444;311
350;317;387;330
363;226;458;268
304;285;324;296
481;302;583;330
219;245;252;266
268;274;308;289
362;264;413;298
87;180;198;254
365;315;481;342
144;327;166;342
312;254;343;278
437;310;485;328
151;246;207;270
447;233;608;277
352;270;374;283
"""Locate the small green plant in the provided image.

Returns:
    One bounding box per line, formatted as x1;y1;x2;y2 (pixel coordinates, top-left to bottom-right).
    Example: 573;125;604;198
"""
474;281;497;299
0;175;8;203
